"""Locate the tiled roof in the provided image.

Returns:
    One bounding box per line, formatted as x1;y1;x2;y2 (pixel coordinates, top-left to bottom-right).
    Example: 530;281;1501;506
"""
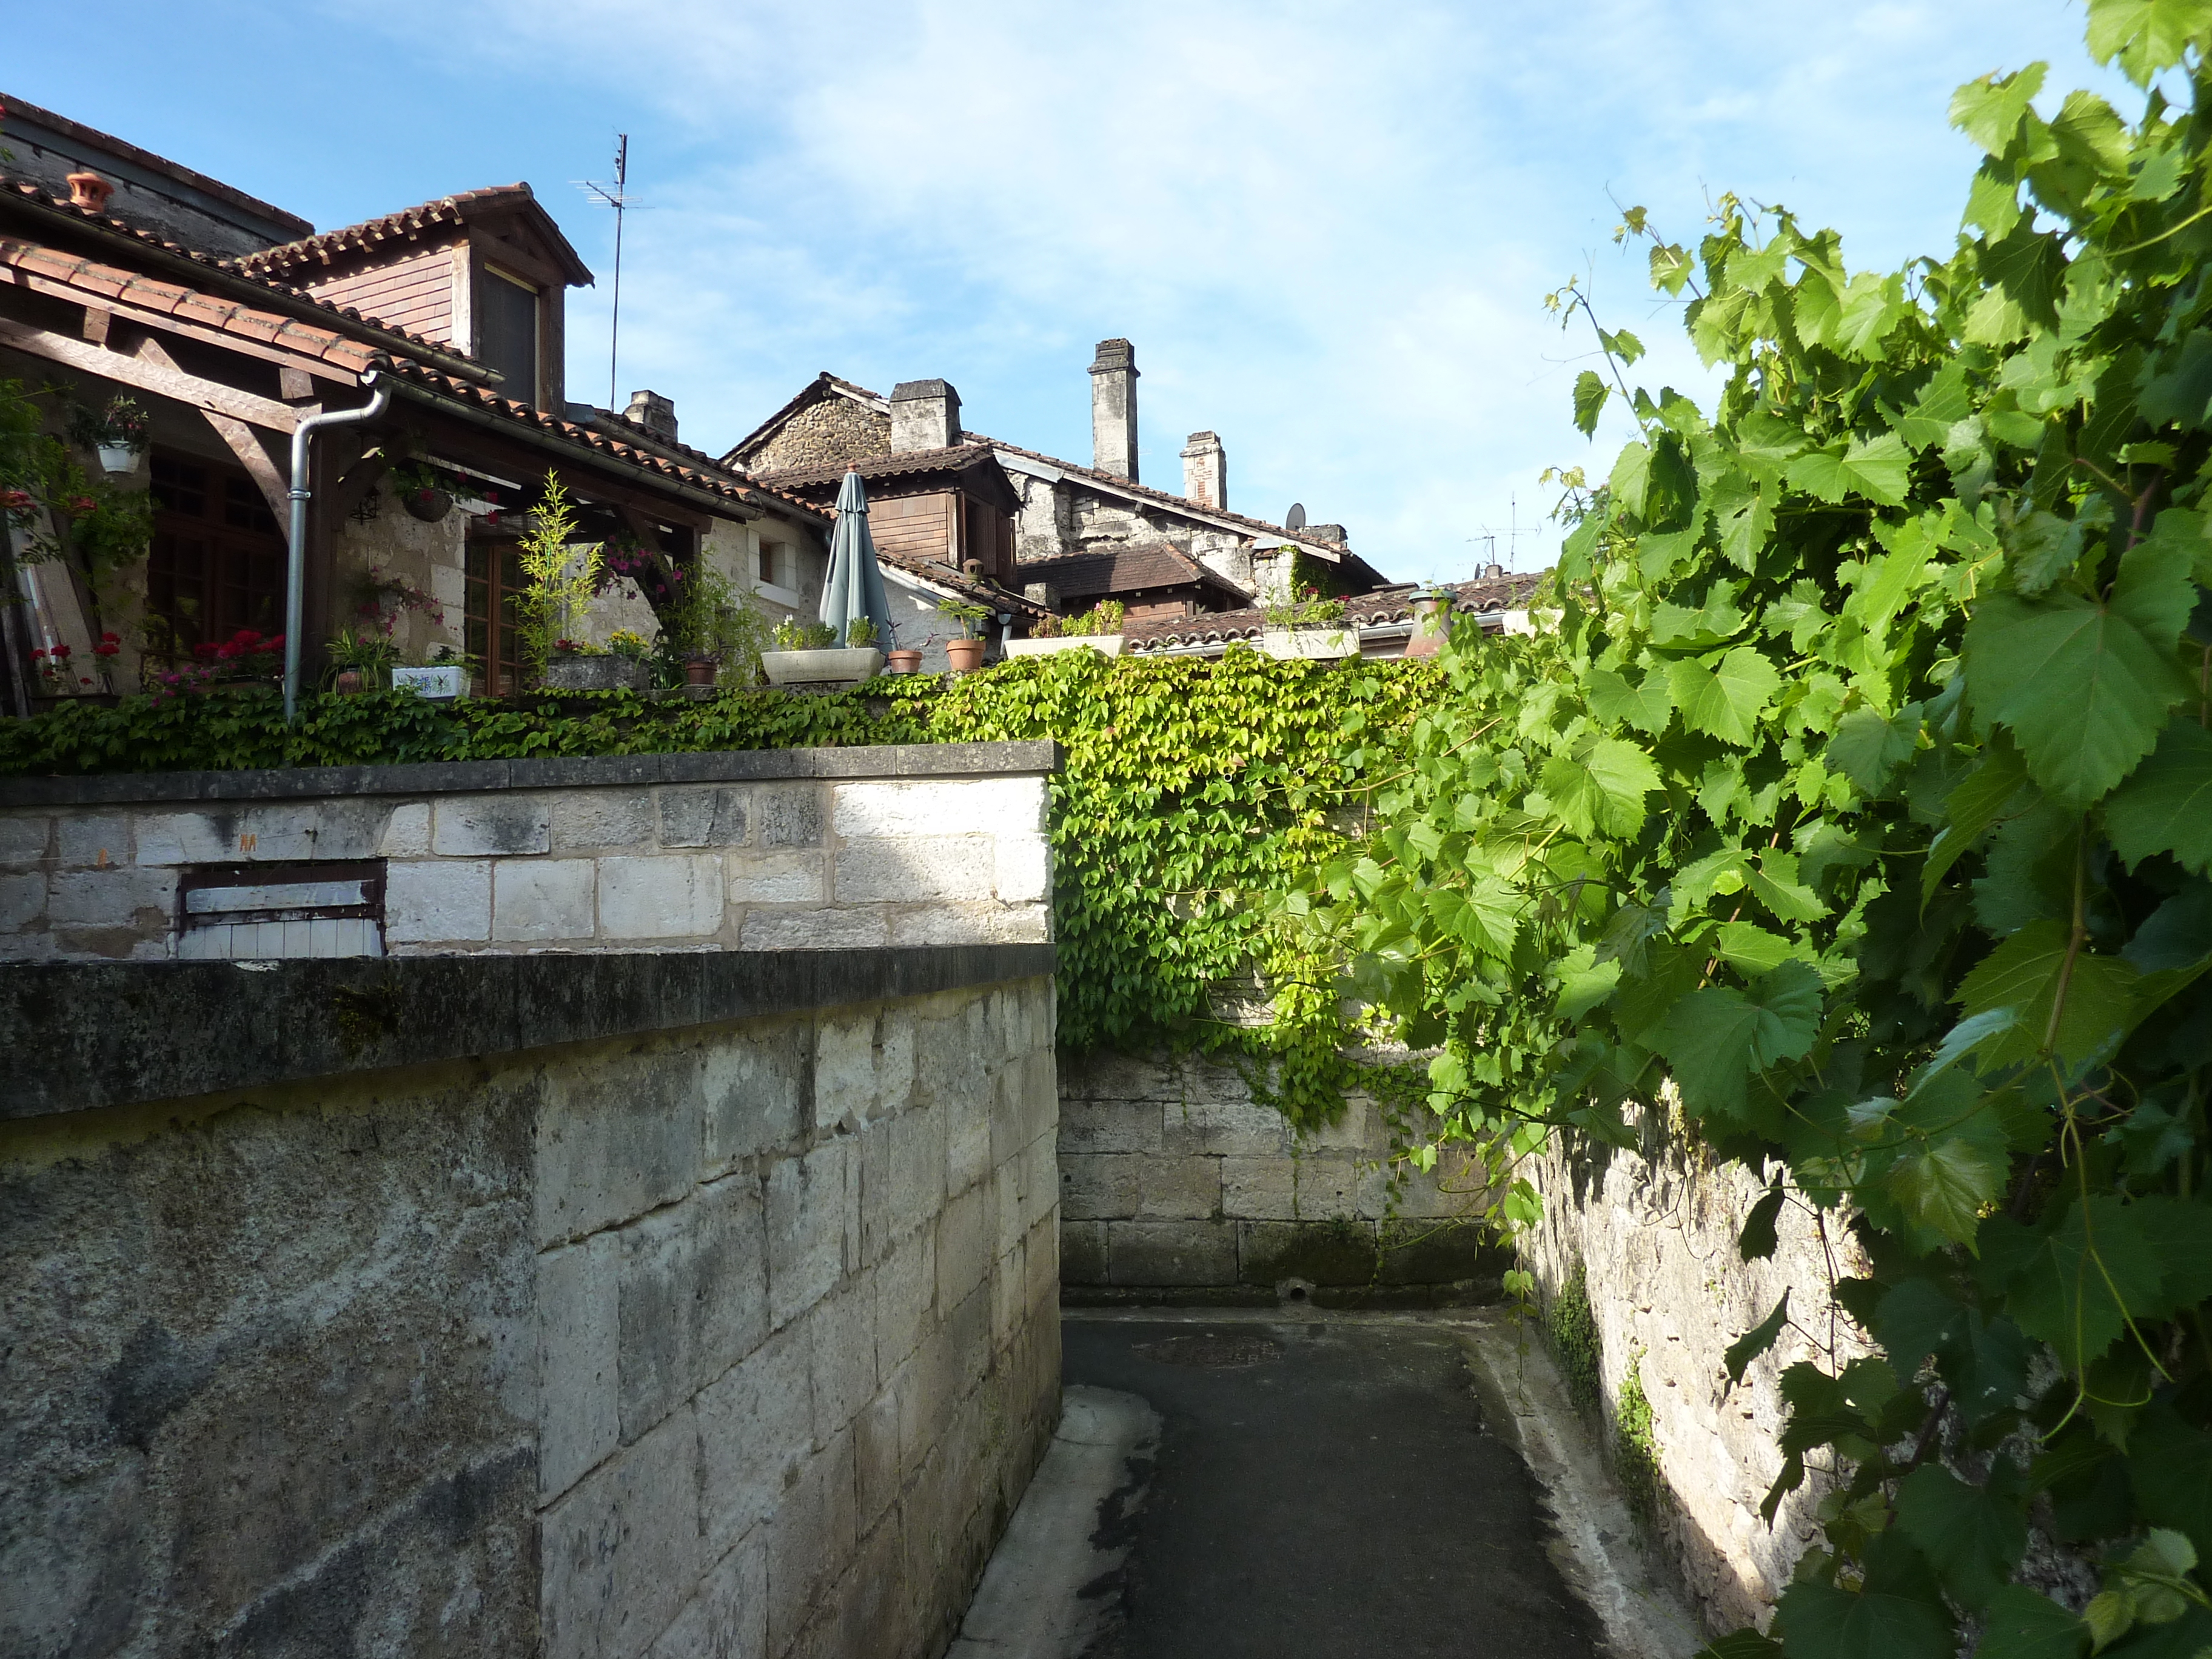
1;235;384;376
1014;541;1249;605
238;184;593;286
873;546;1052;618
751;444;1001;491
1;178;498;384
1122;571;1548;652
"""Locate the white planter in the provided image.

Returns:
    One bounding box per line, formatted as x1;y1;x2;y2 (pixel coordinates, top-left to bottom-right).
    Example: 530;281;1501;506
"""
391;665;464;700
1261;628;1359;660
760;647;885;685
1004;634;1125;659
96;443;142;477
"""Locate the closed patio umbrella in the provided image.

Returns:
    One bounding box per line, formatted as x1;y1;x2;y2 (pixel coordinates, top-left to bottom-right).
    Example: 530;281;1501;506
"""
819;467;896;646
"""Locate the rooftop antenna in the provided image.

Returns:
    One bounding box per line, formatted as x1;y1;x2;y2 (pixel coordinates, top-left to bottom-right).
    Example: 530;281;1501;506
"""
579;135;635;410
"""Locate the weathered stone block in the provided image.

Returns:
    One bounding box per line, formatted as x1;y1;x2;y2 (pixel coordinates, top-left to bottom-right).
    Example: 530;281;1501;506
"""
646;1531;766;1659
766;1429;856;1657
831;777;1045;839
1162;1100;1287;1157
378;801;432;857
1056;1154;1137;1222
1106;1219;1239;1286
553;793;654;852
766;1139;851;1328
867;1103;943;1259
1236;1219;1379;1286
853;1384;902;1536
0;813;49;863
132;809;229;865
536;1050;702;1246
875;1225;936;1375
814;1012;878;1133
492;860;595;942
1058;1050;1176;1103
935;1183;991;1312
0;873;43;932
385;858;491;943
598;855;723;940
808;1284;877;1436
887;900;1050;946
53;811;135;867
1060;1099;1162;1155
753;783;822;848
739;908;888;950
701;1022;808;1173
1221;1152;1379;1221
696;1322;813;1556
1299;1096;1382;1151
657;788;748;849
726;852;823;905
832;837;995;903
1376;1219;1504;1284
993;834;1051;903
47;866;174;928
989;1238;1027;1350
434;797;551;857
538;1232;620;1500
540;1406;702;1659
618;1176;768;1443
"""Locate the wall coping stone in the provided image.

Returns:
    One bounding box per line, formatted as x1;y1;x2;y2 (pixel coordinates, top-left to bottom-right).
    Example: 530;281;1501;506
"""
0;943;1054;1120
0;740;1065;808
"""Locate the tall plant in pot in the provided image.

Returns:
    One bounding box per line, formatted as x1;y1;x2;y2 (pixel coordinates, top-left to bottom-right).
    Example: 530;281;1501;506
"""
512;475;609;687
936;598;993;672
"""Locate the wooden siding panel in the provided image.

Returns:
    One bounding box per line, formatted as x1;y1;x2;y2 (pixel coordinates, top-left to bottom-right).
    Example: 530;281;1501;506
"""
302;251;457;344
869;491;953;567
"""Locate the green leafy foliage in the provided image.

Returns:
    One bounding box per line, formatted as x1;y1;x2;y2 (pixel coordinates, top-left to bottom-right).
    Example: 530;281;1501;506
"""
1274;10;2212;1655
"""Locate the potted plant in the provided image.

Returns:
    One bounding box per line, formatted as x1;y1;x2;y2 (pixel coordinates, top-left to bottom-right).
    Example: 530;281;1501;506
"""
75;395;149;478
760;615;886;685
188;626;286;694
883;646;923;674
1005;598;1127;658
324;625;394;692
936;598;993;672
388;458;454;522
542;637;650;691
660;554;769;691
392;643;473;700
1260;585;1357;660
28;639;122;708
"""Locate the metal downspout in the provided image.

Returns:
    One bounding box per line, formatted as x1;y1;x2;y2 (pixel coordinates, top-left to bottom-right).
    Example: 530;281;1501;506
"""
285;374;390;722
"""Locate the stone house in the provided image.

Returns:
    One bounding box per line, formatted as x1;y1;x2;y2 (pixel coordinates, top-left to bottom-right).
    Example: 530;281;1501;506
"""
0;96;834;707
723;341;1392;630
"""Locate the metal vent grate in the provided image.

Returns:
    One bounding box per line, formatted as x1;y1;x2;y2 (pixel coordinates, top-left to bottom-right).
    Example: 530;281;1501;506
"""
175;860;386;960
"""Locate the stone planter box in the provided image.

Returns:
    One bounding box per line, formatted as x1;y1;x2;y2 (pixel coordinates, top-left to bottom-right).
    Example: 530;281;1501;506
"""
760;647;884;685
1004;635;1125;659
540;655;649;692
1261;628;1359;660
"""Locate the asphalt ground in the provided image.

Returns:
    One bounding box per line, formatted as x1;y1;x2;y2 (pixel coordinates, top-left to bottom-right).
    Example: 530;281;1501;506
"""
1061;1315;1607;1659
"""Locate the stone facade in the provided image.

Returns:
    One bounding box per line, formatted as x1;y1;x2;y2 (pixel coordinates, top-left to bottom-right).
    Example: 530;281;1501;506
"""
0;743;1056;962
1521;1099;1866;1635
743;397;891;476
1056;1051;1498;1299
1;951;1061;1659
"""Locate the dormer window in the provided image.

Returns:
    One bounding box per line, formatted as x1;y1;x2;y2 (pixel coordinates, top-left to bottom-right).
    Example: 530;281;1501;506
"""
476;267;540;406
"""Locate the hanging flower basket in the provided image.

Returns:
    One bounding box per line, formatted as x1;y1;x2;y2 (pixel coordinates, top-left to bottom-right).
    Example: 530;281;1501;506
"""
402;486;454;523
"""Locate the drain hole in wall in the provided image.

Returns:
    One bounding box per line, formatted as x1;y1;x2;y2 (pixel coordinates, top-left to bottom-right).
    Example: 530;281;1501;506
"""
1276;1278;1315;1307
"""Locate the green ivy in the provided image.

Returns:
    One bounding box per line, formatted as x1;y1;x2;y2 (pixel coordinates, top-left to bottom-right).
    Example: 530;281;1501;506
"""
1279;5;2212;1655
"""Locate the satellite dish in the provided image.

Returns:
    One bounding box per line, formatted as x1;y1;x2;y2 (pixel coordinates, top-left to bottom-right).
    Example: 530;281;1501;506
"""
1285;502;1307;530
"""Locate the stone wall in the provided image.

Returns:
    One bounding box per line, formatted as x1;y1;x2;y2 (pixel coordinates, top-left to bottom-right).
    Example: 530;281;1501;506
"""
0;742;1056;962
743;398;891;475
1521;1099;1865;1635
1056;1051;1498;1301
0;947;1061;1659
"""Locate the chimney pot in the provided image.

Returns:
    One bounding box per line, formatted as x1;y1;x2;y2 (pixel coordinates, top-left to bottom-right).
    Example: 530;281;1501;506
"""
623;390;677;441
65;171;115;213
1485;561;1505;578
1306;523;1347;546
1179;431;1226;510
1088;339;1139;480
890;379;962;452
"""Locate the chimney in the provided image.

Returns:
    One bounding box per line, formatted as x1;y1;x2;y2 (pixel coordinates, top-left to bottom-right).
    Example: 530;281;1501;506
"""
1088;339;1139;479
1180;431;1225;509
623;390;677;442
1305;524;1347;546
890;380;962;452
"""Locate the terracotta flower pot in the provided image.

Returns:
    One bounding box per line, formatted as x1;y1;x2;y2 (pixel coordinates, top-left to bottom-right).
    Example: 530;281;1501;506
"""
335;669;364;695
944;637;987;673
685;657;719;688
883;649;923;675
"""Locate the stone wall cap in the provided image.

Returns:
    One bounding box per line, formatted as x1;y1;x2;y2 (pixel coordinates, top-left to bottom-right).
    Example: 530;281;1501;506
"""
0;741;1064;808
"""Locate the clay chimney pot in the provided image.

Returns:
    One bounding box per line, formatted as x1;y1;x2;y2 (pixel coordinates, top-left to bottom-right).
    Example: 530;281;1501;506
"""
65;172;115;213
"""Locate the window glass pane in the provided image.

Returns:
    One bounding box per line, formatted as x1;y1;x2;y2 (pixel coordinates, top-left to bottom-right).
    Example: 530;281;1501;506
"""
476;269;538;406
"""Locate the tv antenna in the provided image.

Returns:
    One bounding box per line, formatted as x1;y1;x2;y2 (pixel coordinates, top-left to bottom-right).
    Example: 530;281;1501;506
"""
579;135;637;410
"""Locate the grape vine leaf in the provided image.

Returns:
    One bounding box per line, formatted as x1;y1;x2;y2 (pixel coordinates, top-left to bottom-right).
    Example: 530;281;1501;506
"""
1979;1196;2164;1370
1951;64;2048;155
1538;737;1663;838
1785;433;1913;506
1586;667;1675;736
1886;1131;2007;1250
1772;1577;1954;1659
1956;919;2144;1067
1969;1584;2088;1659
1669;648;1782;746
2085;0;2212;83
1962;536;2196;805
1574;370;1610;438
2105;721;2212;874
1895;1464;2029;1611
1656;960;1823;1122
2126;1406;2212;1560
1830;703;1924;796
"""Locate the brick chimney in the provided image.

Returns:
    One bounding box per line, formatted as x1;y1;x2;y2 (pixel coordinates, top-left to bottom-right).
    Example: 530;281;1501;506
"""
1180;431;1225;509
1088;339;1138;480
623;390;677;442
890;380;962;452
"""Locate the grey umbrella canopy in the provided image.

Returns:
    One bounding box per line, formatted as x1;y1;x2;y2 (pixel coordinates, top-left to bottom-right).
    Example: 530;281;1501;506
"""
818;468;896;646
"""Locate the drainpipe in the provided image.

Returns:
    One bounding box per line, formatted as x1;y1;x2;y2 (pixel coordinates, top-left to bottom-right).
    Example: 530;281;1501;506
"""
285;373;390;722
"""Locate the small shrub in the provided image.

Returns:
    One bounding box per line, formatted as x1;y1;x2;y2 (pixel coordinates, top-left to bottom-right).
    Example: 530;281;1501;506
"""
1549;1261;1602;1416
1612;1350;1664;1521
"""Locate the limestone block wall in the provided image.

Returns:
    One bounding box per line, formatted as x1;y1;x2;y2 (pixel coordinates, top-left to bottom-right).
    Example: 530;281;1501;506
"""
0;742;1055;962
1056;1051;1499;1299
0;948;1060;1659
1521;1099;1867;1635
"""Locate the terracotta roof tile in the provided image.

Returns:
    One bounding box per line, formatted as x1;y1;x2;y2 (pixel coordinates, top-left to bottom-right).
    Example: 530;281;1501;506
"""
872;545;1051;617
1122;571;1549;652
238;184;593;286
751;444;1000;490
1014;541;1249;605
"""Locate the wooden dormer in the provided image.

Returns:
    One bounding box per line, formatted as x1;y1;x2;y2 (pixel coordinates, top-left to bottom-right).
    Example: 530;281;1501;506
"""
237;184;593;411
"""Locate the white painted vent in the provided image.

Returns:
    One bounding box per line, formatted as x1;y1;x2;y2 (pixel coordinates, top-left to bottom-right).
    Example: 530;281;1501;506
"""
175;861;386;960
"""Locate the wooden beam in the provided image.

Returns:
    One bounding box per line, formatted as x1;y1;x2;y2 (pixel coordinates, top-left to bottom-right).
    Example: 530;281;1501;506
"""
7;267;364;390
0;315;301;431
201;411;293;524
81;306;112;346
278;366;316;401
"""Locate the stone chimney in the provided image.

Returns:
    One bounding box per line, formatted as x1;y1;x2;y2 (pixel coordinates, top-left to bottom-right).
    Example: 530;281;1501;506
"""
1180;431;1225;509
890;380;962;452
623;390;677;442
1088;339;1139;480
1305;523;1347;546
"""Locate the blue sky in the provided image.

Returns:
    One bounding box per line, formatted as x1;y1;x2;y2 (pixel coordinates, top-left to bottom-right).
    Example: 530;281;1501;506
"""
7;2;2127;584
